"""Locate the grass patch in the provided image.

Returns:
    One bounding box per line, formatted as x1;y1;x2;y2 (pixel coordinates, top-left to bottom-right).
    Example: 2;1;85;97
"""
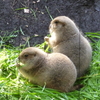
45;6;53;20
0;32;100;100
0;30;19;48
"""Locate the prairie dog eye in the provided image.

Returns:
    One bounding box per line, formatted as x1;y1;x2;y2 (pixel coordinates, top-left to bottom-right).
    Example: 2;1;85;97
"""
54;21;59;24
24;54;28;58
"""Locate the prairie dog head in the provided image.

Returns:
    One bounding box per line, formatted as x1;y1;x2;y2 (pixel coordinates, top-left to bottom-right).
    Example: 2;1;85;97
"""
18;47;47;70
49;16;79;40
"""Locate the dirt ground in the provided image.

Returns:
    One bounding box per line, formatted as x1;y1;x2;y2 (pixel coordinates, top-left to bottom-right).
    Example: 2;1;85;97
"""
0;0;100;47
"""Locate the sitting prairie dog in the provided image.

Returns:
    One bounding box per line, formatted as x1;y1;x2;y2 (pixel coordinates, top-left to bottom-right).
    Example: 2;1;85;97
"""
44;16;92;77
16;47;77;92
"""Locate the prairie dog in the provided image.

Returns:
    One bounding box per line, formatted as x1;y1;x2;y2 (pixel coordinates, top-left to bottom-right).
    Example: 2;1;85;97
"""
44;16;92;77
16;47;77;92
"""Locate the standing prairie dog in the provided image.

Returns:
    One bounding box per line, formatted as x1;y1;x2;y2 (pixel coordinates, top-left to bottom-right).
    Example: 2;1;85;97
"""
16;47;77;92
44;16;92;77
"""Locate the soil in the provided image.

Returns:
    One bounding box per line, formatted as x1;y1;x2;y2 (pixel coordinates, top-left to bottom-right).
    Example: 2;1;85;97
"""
0;0;100;47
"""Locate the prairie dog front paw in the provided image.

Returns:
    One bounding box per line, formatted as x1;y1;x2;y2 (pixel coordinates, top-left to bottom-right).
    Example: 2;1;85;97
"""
16;63;21;68
44;36;49;42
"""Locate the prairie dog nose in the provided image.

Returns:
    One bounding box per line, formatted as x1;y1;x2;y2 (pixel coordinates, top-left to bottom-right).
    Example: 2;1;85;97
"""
18;56;20;60
16;57;20;64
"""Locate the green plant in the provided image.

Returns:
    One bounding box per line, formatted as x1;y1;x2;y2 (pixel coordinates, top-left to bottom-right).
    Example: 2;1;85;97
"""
0;30;19;48
0;32;100;100
85;31;100;42
45;6;53;20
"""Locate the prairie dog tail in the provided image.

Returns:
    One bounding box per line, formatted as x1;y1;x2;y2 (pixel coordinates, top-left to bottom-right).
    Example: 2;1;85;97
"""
70;84;84;92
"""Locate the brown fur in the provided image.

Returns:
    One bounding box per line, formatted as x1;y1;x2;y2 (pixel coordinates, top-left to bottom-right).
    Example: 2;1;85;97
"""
16;47;77;92
44;16;92;77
